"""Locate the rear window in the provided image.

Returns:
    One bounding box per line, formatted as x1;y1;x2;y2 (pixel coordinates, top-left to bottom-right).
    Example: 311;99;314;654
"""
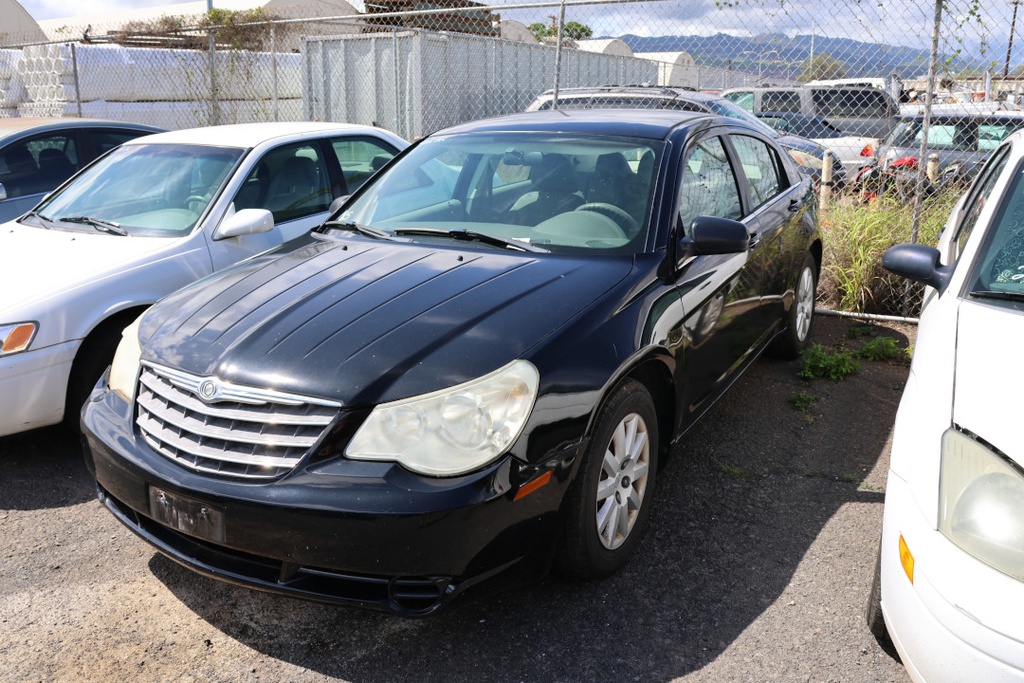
812;89;891;118
762;91;802;113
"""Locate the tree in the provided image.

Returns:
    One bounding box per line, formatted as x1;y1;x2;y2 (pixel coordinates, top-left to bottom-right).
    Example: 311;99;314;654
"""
528;18;592;42
798;52;848;83
563;21;593;41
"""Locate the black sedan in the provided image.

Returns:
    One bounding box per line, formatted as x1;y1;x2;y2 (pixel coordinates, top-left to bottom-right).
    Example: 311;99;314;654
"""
82;109;821;616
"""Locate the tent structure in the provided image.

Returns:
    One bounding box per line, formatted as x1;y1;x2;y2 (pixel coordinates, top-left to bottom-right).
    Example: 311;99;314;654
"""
1;0;47;47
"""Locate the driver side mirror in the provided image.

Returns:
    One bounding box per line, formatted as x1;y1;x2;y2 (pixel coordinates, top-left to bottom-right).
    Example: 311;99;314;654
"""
677;215;750;260
328;195;350;217
0;182;7;201
213;208;274;240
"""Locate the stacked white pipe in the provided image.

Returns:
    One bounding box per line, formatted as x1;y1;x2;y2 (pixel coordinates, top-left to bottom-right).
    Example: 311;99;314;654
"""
15;43;303;128
0;50;27;118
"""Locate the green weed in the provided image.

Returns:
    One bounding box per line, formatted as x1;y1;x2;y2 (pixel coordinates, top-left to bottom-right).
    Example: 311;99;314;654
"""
798;343;860;381
855;336;910;362
789;390;819;412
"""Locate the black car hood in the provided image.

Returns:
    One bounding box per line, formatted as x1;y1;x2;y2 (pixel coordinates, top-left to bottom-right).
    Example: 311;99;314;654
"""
140;237;634;406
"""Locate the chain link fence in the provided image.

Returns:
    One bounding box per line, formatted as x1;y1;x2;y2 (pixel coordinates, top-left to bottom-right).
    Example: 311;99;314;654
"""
2;0;1024;198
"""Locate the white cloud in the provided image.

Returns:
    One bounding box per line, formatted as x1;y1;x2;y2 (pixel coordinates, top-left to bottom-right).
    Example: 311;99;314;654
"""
19;0;198;21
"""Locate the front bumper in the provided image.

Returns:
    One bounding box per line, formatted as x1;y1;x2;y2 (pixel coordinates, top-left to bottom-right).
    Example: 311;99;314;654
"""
82;387;582;616
0;340;76;437
881;470;1024;682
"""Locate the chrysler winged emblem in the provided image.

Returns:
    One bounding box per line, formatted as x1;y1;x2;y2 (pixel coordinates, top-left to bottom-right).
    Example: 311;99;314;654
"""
197;379;220;402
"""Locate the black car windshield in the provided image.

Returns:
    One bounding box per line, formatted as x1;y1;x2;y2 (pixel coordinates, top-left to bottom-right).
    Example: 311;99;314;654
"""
337;133;664;254
28;143;243;237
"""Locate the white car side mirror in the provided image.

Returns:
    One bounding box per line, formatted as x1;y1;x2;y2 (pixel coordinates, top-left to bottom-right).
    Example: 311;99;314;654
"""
213;208;274;240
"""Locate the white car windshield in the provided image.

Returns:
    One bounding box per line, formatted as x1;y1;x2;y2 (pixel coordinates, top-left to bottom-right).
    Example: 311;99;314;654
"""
337;133;663;254
26;143;243;237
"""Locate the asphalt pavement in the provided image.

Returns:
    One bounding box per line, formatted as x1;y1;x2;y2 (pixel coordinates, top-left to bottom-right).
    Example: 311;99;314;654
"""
0;314;911;682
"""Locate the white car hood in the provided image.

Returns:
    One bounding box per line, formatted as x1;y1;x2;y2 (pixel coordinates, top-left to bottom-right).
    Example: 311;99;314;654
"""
0;222;183;314
953;299;1023;464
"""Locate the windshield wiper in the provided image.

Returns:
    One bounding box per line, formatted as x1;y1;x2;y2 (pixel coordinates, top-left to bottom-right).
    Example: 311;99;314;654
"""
59;215;128;236
393;228;547;253
22;210;55;229
970;289;1024;302
321;220;394;241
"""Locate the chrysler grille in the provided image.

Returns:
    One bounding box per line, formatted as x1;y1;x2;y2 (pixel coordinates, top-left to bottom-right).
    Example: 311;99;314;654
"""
136;363;341;480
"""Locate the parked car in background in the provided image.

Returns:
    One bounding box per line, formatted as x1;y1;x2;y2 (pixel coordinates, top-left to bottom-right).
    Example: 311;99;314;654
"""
723;85;899;140
82;109;821;616
874;111;1024;181
870;129;1024;681
0;118;162;222
0;121;406;437
756;111;875;176
526;85;846;190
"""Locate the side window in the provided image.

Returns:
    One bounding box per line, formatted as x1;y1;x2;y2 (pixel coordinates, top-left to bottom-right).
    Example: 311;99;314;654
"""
678;136;742;235
954;145;1011;259
724;91;754;112
329;137;399;194
730;135;784;208
763;91;801;113
862;91;891;117
0;134;78;197
236;142;332;223
979;124;1018;152
90;129;147;157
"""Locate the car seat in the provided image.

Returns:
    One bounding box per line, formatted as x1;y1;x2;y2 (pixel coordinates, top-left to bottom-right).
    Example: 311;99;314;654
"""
509;154;584;225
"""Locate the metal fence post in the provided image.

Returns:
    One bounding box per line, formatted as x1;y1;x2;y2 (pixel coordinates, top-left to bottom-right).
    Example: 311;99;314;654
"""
70;43;83;118
551;0;567;109
209;27;219;126
271;23;279;122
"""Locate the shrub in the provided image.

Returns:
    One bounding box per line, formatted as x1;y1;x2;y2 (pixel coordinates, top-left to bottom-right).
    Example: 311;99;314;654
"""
819;193;957;315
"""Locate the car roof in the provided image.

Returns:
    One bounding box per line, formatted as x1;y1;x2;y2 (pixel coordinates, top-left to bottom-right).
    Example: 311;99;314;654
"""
898;111;1024;121
125;121;401;149
434;108;715;140
539;85;713;101
0;117;161;140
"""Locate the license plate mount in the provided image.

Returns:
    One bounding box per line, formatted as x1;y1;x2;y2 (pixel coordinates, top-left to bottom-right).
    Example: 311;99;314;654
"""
148;486;226;543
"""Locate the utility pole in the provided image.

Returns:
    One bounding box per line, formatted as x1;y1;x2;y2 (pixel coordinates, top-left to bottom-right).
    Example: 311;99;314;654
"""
1006;0;1021;78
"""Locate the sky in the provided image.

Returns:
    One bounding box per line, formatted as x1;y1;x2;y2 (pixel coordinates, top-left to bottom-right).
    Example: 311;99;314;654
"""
14;0;1023;63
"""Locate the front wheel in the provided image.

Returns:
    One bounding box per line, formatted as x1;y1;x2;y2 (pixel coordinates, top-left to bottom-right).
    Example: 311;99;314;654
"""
557;378;659;579
772;252;817;359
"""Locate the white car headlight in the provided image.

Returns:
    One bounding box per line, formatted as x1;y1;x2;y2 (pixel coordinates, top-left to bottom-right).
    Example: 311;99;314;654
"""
108;316;143;402
346;360;539;477
0;322;37;356
786;149;824;171
939;428;1024;581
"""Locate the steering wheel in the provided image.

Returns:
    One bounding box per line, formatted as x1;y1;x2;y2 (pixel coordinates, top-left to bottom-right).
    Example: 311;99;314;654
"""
575;203;638;236
185;194;209;212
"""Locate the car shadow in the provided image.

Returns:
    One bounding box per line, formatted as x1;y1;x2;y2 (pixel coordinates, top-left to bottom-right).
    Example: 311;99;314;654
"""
148;316;908;681
0;425;94;510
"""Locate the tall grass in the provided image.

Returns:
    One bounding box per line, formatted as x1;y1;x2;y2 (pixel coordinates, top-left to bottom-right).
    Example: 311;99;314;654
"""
819;192;960;315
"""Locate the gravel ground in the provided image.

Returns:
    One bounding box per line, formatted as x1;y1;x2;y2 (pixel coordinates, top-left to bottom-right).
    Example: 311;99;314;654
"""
0;314;912;683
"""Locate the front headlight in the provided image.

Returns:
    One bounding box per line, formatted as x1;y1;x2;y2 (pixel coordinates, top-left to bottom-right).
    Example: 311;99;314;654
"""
939;428;1024;580
0;322;37;356
108;316;143;402
346;360;539;477
786;149;824;171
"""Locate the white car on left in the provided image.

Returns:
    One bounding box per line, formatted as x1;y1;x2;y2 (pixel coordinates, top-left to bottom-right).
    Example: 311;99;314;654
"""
0;121;406;437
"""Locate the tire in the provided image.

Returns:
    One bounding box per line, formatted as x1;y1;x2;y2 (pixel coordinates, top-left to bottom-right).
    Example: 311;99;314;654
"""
63;321;130;432
772;252;817;359
556;378;659;580
867;548;896;654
